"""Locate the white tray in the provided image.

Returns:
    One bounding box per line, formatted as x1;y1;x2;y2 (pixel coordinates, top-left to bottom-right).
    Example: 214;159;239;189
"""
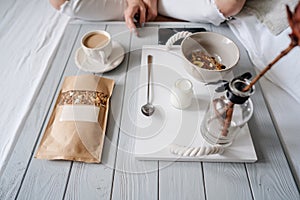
134;45;257;162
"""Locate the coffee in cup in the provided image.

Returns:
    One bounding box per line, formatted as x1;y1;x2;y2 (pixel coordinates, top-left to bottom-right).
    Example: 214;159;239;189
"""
83;33;109;48
81;30;112;64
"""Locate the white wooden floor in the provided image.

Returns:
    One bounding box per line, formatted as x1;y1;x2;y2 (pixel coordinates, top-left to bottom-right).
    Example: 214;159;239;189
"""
0;22;299;200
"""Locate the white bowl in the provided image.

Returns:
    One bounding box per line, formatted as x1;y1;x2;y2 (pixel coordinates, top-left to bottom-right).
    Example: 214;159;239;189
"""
181;32;240;82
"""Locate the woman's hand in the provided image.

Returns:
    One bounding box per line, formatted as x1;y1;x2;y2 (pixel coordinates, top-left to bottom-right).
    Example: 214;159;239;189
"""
143;0;158;21
124;0;158;35
124;0;147;34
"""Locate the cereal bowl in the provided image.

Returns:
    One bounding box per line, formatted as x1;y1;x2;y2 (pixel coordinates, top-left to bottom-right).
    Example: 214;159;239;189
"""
180;32;239;83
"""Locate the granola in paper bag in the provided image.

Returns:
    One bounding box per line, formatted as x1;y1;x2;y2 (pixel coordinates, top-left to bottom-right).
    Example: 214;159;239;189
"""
35;75;114;163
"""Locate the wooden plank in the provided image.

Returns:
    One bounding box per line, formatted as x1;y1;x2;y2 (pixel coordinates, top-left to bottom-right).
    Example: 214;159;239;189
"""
13;24;87;200
246;86;300;199
196;24;253;200
63;24;131;200
156;23;251;199
212;24;300;199
259;76;300;189
159;162;205;200
184;22;212;31
157;23;206;199
0;25;80;199
204;163;252;200
111;25;159;200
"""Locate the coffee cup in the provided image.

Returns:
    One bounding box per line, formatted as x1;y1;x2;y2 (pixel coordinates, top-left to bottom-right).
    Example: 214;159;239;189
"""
81;30;112;64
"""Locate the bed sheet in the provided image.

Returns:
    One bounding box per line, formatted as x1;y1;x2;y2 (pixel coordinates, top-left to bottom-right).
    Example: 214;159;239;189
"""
0;0;69;171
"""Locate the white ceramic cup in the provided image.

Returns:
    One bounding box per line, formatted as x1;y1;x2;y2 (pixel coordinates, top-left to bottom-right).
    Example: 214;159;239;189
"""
170;79;194;109
81;30;112;64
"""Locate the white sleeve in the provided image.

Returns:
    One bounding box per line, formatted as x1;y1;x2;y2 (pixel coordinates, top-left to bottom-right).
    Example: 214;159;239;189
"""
158;0;226;25
59;0;125;21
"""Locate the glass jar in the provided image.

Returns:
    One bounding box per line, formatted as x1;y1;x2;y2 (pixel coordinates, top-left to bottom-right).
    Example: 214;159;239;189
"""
201;75;255;146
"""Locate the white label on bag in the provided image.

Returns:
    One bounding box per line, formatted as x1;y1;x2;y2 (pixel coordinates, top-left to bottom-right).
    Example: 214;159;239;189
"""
60;105;99;122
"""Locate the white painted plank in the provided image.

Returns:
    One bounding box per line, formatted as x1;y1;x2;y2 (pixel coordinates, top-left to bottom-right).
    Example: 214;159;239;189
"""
170;24;251;200
14;24;88;200
63;24;131;200
204;162;253;200
195;24;253;200
259;76;300;189
111;25;159;200
246;89;300;199
157;23;251;199
212;24;300;199
159;161;205;200
184;22;212;31
156;23;207;200
0;25;80;199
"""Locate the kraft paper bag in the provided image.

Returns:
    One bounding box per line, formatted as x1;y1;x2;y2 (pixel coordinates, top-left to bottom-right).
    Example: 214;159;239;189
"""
35;75;114;163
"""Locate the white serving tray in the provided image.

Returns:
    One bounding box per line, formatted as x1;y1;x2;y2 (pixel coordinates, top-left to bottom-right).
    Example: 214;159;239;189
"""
134;45;257;162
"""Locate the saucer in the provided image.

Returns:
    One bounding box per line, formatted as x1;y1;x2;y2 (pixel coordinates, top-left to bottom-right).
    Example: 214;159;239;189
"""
75;41;125;73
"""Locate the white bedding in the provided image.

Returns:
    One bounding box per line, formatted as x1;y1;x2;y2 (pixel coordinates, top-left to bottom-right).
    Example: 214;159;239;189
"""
0;0;69;171
229;15;300;104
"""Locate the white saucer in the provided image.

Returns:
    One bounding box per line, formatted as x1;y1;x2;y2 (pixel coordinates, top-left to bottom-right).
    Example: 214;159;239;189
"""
75;41;125;73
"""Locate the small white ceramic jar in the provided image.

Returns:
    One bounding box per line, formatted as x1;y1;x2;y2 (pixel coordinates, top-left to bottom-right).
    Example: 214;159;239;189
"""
170;79;194;109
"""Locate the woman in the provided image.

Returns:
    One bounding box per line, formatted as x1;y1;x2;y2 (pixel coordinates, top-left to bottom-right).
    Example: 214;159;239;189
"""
50;0;246;33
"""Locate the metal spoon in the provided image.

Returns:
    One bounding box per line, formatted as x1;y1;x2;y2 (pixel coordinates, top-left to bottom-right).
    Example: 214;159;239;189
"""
141;55;155;116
